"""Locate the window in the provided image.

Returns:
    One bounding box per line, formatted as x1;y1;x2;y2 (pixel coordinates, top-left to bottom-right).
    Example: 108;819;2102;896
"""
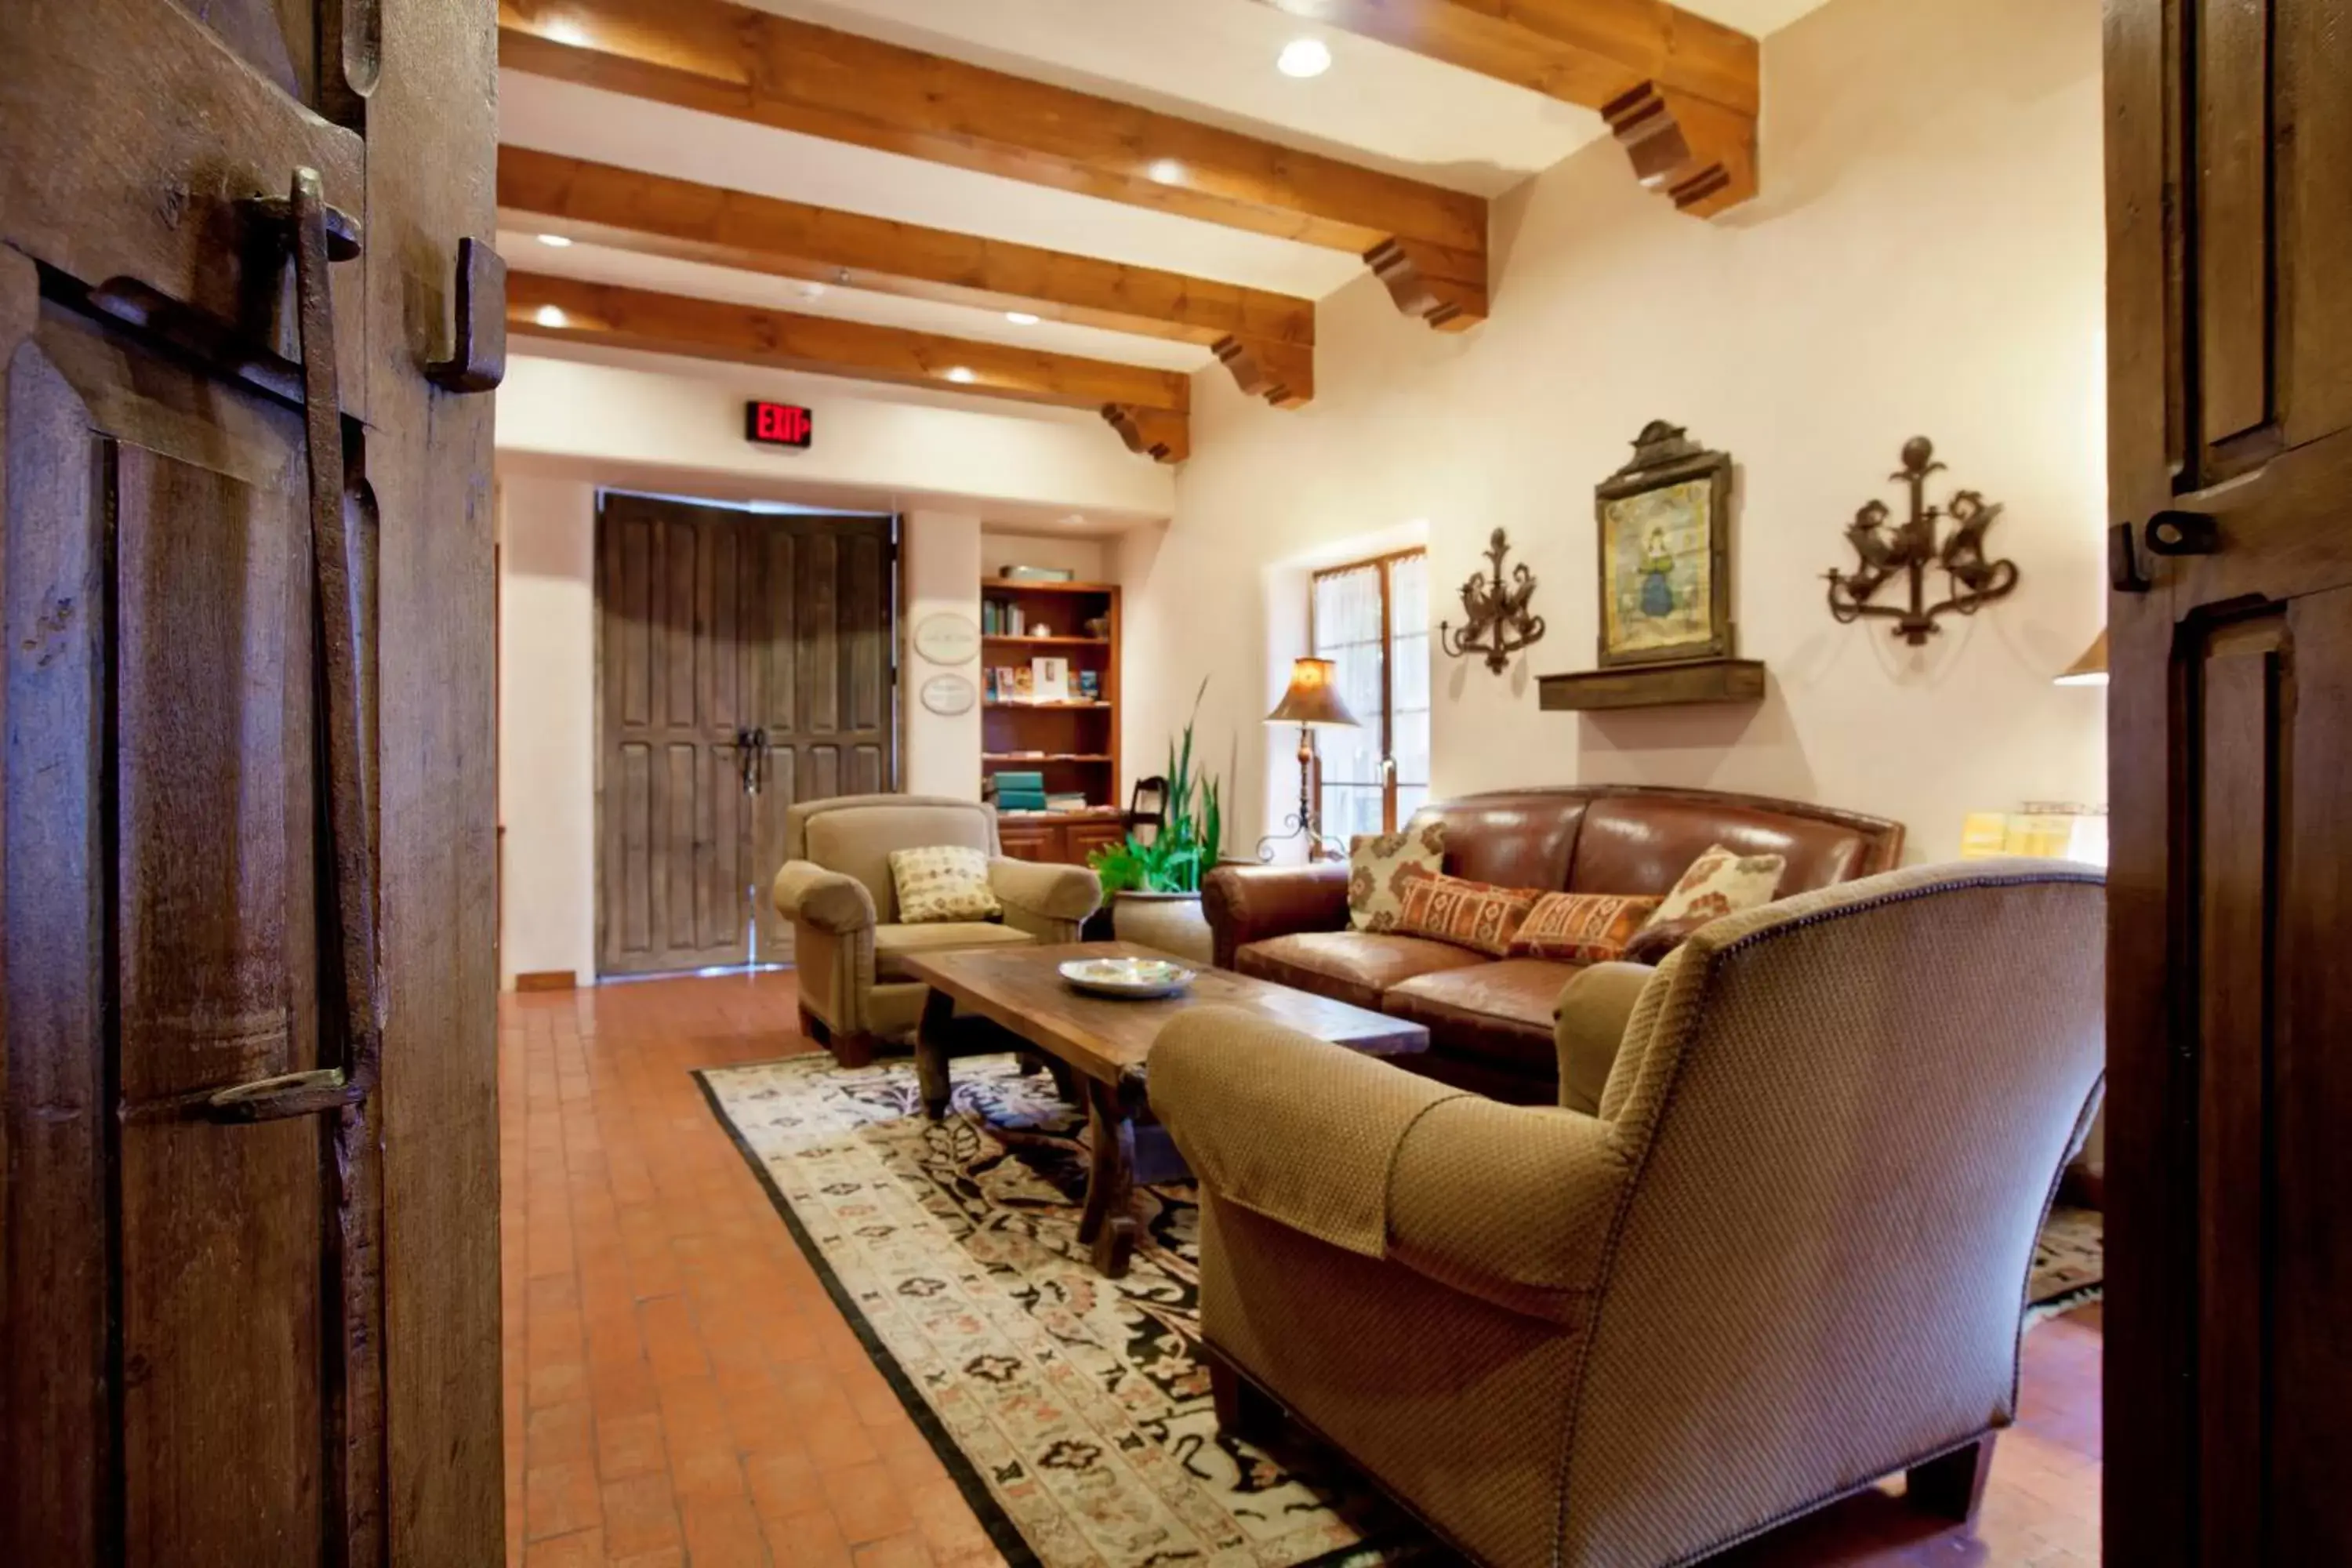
1310;550;1429;843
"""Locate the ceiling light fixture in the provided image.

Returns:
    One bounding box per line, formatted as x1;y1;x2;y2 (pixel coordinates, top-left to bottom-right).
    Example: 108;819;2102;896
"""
1276;38;1331;78
533;305;568;328
946;366;977;383
543;18;590;46
801;282;827;299
1004;311;1040;325
535;233;574;248
1146;158;1185;185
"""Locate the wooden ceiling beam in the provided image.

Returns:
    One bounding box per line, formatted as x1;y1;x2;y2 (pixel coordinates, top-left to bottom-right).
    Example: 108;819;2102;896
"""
1260;0;1761;217
496;0;1487;329
499;147;1316;407
505;271;1191;463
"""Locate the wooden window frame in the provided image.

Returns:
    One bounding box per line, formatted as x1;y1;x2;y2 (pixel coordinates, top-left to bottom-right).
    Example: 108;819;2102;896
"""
1308;547;1425;836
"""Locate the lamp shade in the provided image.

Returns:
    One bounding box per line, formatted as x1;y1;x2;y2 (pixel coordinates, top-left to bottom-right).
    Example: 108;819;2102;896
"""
2054;630;2108;687
1265;657;1360;728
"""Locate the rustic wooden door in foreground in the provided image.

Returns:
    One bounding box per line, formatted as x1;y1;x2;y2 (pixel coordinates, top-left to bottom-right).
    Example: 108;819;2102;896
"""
0;2;503;1563
2104;2;2352;1562
597;495;895;976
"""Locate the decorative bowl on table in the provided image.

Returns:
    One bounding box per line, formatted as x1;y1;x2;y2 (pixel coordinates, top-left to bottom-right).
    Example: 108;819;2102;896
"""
1058;956;1197;1000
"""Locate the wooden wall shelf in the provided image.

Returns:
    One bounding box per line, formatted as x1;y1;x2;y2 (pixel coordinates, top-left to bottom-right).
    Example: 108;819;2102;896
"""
982;577;1121;825
1537;658;1766;712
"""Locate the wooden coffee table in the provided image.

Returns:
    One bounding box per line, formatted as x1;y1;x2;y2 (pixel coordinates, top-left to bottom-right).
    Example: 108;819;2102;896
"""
898;940;1429;1277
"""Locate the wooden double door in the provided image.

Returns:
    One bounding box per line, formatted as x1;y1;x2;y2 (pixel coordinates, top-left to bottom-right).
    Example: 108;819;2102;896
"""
0;0;501;1563
596;495;896;976
2104;1;2352;1560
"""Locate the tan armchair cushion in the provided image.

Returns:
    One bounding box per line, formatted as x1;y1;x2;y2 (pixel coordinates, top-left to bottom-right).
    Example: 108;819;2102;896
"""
771;862;876;935
988;857;1100;925
1552;961;1655;1114
1154;1006;1634;1322
873;920;1033;981
1152;1007;1465;1258
788;795;998;921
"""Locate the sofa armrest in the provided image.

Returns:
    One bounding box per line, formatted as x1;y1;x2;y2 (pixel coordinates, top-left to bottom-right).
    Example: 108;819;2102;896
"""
771;861;876;935
1554;962;1656;1115
1624;915;1711;966
989;856;1102;933
1153;1006;1631;1323
1202;862;1351;968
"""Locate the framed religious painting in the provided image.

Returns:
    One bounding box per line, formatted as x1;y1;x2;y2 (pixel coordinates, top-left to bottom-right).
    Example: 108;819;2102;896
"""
1594;420;1735;667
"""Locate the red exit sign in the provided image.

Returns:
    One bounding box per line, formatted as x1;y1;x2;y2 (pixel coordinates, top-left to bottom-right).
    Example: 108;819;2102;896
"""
745;401;814;449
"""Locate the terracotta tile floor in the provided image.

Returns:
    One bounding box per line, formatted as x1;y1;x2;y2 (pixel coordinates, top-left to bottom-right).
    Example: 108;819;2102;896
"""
501;971;2102;1567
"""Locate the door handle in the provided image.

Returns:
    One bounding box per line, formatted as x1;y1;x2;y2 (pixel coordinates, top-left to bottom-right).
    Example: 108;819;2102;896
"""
196;168;383;1126
426;236;506;392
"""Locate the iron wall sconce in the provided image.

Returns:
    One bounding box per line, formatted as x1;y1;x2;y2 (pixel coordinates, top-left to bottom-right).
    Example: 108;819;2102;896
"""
1824;437;2019;645
1440;528;1546;673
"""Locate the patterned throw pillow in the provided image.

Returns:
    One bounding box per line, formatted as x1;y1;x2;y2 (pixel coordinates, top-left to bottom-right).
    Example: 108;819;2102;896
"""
887;844;1002;924
1393;871;1544;958
1509;892;1664;964
1347;818;1445;932
1641;843;1787;929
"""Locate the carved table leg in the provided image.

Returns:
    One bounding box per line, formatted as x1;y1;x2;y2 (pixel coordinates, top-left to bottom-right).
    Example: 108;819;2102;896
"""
1076;1077;1138;1278
913;989;956;1120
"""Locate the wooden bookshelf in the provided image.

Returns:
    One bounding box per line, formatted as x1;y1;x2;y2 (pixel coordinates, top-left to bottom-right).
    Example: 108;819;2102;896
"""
980;578;1120;811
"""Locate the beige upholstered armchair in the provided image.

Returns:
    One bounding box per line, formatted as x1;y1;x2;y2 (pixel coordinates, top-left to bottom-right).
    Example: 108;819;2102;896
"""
1153;862;2103;1568
773;794;1099;1065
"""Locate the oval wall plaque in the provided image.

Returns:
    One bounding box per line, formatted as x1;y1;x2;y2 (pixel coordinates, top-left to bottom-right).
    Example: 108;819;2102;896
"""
920;673;976;716
913;612;981;666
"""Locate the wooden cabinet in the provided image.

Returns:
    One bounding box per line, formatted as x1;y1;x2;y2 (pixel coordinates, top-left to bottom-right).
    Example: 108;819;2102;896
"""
996;809;1123;866
982;579;1122;810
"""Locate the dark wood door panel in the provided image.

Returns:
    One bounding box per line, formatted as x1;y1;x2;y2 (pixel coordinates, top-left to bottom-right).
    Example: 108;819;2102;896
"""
2107;3;2352;1561
598;497;895;976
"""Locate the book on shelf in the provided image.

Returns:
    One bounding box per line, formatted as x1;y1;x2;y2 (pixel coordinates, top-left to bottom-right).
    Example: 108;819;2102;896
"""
1074;669;1100;700
1046;793;1091;812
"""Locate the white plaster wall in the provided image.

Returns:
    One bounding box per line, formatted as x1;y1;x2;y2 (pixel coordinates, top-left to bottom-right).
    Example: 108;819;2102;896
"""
497;474;598;985
979;532;1108;581
1131;0;2110;862
902;511;984;799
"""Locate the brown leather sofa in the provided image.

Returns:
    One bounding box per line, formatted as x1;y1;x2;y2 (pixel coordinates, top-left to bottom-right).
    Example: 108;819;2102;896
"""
1203;786;1904;1102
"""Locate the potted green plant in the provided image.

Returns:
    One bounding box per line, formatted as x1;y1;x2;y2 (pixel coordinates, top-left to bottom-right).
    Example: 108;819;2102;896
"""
1090;679;1222;962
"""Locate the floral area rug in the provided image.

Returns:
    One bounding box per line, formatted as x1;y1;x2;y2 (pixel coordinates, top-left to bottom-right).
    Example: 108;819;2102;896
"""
695;1052;2102;1568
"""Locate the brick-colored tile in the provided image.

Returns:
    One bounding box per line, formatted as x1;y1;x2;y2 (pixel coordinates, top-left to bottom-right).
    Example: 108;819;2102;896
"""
764;1504;856;1568
524;1399;593;1471
521;1525;602;1566
599;1471;682;1561
596;1409;668;1482
681;1494;771;1568
522;1460;599;1543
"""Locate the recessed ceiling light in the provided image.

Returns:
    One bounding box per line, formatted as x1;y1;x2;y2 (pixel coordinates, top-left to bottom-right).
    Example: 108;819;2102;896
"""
801;282;827;299
1276;38;1331;78
1004;311;1040;325
1146;158;1185;185
535;233;573;248
533;304;568;328
946;366;976;383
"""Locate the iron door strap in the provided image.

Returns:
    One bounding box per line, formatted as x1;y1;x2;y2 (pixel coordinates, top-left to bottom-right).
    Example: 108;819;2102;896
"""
201;167;383;1125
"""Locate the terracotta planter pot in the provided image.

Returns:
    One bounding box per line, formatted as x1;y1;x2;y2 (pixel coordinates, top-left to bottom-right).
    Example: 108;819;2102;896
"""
1109;890;1213;964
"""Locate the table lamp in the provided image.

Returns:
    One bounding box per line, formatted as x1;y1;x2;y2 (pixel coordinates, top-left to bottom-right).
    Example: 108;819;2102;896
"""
1255;656;1360;862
